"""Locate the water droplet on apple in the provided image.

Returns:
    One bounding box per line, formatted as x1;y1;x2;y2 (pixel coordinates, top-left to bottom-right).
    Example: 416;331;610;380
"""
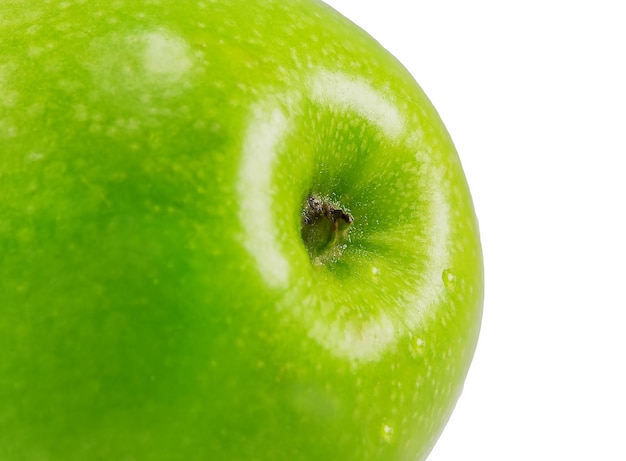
412;337;426;356
381;423;394;443
442;269;457;291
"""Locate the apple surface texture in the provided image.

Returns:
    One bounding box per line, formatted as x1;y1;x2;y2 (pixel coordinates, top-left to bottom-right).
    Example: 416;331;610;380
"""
0;1;483;460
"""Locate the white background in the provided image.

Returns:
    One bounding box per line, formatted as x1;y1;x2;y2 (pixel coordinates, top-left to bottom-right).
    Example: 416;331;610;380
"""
324;1;626;459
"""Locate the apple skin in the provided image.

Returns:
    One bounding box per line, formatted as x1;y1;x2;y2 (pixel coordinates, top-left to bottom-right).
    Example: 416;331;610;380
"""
0;1;483;460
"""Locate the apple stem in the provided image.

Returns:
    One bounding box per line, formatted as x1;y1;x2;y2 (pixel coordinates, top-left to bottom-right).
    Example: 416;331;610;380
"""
301;194;353;265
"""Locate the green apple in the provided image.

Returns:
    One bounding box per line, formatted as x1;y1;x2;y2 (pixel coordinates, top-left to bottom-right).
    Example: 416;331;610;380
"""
0;0;483;460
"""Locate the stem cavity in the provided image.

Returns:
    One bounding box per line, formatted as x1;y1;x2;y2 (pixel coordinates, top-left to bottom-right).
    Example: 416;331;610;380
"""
301;194;354;265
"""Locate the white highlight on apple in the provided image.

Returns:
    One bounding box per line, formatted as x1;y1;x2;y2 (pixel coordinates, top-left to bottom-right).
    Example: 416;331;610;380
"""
141;31;193;81
239;69;450;363
238;106;292;289
87;28;194;101
310;70;405;141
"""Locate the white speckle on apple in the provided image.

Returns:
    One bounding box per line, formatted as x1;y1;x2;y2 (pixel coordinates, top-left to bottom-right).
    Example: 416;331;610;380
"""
414;337;426;355
0;64;18;111
0;119;17;139
72;104;89;122
26;152;45;162
381;423;395;443
371;266;380;276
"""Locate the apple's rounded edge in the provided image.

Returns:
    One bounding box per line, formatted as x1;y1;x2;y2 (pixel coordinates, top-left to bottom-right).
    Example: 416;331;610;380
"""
318;2;489;455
